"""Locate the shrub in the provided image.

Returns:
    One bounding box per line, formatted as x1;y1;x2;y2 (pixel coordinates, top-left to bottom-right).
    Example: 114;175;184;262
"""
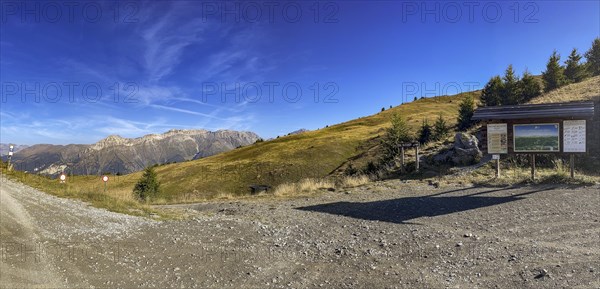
433;114;450;141
133;166;161;201
418;119;433;144
381;114;413;162
344;163;358;176
456;95;475;131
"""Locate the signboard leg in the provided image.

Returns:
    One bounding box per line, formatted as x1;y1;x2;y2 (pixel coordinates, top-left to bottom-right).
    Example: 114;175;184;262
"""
415;146;419;172
496;158;500;178
400;147;405;172
531;154;536;181
570;155;575;179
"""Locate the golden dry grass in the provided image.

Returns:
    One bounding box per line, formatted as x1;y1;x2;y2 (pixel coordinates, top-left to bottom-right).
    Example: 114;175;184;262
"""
339;174;372;188
0;163;160;216
272;178;335;197
528;75;600;104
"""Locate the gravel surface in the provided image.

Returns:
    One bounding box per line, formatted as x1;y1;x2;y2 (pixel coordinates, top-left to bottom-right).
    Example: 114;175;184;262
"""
1;176;599;288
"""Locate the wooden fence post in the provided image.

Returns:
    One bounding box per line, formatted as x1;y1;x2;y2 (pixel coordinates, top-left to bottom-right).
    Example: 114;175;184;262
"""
415;145;419;172
570;154;575;179
531;154;536;180
400;146;405;172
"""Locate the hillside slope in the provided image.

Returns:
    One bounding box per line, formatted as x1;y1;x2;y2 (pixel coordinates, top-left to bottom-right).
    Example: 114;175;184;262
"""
528;75;600;104
142;91;480;201
150;75;599;201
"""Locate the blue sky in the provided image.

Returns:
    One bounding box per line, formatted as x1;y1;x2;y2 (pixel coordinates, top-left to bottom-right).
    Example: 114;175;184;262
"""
514;124;559;137
1;1;598;145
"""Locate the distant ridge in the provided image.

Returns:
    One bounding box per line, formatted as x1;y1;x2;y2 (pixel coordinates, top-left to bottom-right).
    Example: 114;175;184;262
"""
0;144;29;156
8;129;260;175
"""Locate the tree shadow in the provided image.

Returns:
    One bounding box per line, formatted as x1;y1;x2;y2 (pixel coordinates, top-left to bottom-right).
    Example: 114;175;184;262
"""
297;187;553;224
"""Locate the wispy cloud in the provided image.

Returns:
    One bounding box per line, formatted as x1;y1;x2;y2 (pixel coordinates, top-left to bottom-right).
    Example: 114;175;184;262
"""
140;6;206;83
149;104;221;118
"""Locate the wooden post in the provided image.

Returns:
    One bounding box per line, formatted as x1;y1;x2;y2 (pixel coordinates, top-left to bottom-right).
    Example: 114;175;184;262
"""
496;158;500;178
415;145;420;172
531;154;536;180
570;154;575;179
400;146;405;172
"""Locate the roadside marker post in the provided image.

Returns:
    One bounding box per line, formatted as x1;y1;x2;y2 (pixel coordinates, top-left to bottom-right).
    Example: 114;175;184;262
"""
7;144;14;171
102;175;109;192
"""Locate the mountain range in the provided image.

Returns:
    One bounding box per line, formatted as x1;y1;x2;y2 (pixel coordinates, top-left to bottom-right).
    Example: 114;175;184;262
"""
0;144;29;156
5;129;259;175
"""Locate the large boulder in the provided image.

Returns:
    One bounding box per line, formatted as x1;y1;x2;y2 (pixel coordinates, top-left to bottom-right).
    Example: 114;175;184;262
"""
455;132;479;150
452;133;482;166
431;133;482;166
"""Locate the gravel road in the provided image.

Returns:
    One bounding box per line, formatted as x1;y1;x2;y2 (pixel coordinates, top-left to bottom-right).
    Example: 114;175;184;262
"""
1;176;598;288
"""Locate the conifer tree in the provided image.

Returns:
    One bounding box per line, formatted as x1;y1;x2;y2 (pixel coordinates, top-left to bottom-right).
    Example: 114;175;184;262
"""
584;38;600;76
418;119;432;144
519;70;542;103
542;50;567;92
481;76;504;106
502;65;522;105
133;166;161;201
457;95;475;131
564;48;589;83
433;114;450;141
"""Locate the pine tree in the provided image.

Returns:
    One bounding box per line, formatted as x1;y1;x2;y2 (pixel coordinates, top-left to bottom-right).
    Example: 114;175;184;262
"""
585;37;600;76
381;114;413;162
480;76;504;106
519;70;541;103
433;114;450;141
564;48;589;83
418;119;433;144
502;64;522;105
542;50;567;92
457;95;475;131
133;166;161;201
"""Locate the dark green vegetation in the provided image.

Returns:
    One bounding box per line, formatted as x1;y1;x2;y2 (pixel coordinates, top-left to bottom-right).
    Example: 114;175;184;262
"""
133;166;161;201
514;136;560;152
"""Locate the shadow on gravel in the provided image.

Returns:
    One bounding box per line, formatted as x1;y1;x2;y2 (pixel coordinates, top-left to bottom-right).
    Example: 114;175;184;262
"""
297;187;553;224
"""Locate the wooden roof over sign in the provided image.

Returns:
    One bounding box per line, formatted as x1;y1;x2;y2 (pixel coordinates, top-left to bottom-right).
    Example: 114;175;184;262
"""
472;101;595;121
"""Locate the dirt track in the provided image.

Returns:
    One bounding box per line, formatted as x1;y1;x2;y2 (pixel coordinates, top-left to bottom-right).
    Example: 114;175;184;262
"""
1;176;599;288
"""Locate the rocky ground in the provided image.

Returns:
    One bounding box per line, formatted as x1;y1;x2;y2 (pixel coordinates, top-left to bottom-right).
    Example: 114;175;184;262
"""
1;176;598;288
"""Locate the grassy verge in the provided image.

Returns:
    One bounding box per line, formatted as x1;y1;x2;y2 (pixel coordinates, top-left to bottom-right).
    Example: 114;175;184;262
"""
441;161;600;187
0;162;165;218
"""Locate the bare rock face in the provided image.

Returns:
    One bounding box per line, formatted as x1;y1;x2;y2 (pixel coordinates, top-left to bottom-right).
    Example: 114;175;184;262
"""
9;130;260;175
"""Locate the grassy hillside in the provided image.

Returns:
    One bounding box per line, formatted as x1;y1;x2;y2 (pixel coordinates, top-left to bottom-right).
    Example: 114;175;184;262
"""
3;75;596;209
528;75;600;104
3;90;477;205
149;91;480;202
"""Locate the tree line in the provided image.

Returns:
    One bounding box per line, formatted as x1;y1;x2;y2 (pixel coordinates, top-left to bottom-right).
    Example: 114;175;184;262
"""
481;38;600;107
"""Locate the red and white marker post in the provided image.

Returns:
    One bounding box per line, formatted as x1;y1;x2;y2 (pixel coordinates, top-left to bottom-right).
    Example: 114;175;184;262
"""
102;175;109;192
